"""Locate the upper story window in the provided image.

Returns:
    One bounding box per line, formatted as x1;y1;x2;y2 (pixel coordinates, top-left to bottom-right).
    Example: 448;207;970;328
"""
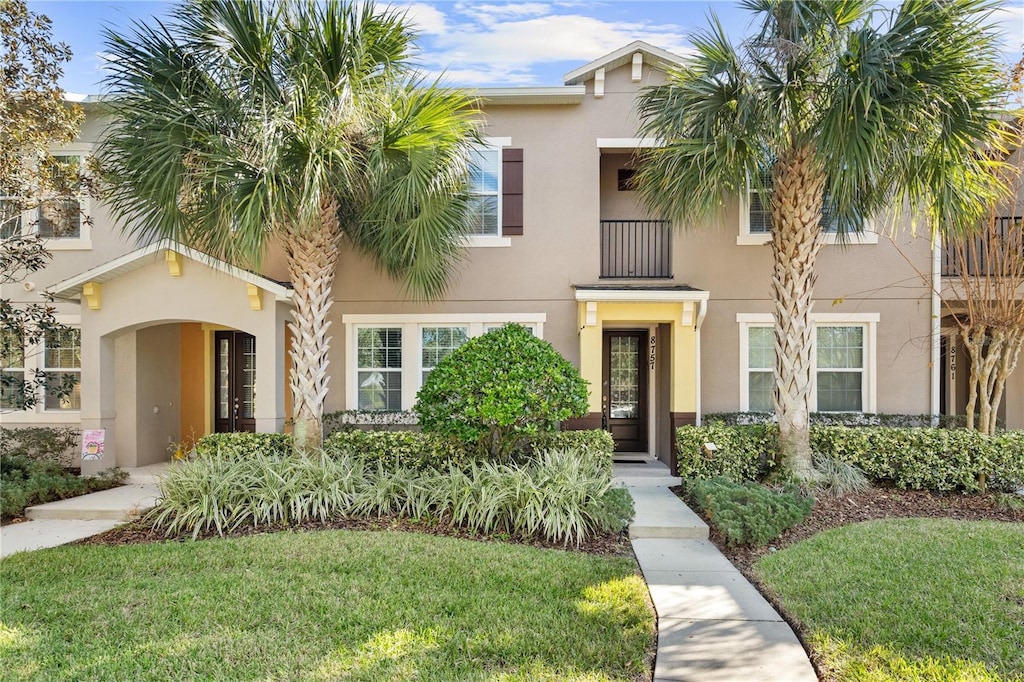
463;138;519;248
467;147;501;236
2;150;92;250
739;174;877;246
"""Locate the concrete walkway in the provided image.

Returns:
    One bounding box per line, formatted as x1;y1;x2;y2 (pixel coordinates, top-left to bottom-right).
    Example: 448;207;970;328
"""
613;461;818;682
1;464;165;558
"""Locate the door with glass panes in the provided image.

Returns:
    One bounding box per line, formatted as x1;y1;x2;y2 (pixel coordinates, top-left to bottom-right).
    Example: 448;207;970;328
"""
602;330;648;452
214;331;256;433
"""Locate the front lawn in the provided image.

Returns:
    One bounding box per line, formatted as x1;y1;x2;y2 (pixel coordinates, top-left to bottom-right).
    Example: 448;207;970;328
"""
754;519;1024;681
0;530;654;681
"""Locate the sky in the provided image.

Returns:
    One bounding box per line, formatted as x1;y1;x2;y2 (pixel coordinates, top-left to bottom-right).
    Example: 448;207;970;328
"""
28;0;1024;96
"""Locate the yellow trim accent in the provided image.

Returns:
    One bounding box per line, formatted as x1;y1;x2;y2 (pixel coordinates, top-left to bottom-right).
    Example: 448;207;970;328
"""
247;283;262;311
82;281;101;310
166;250;183;276
203;327;213;434
576;300;701;413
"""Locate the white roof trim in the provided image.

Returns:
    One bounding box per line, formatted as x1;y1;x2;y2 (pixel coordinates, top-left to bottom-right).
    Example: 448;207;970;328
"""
596;137;663;149
472;86;585;105
563;41;685;86
575;288;709;303
48;239;293;302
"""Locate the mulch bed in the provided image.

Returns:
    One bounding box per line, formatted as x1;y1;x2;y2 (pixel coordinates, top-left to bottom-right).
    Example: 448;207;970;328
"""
673;486;1024;574
75;513;634;557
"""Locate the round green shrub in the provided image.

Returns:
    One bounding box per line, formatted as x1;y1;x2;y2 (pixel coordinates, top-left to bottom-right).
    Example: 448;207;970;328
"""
414;324;589;460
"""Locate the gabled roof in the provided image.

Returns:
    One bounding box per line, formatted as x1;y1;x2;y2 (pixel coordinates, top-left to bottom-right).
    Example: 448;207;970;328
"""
563;40;686;86
48;239;293;301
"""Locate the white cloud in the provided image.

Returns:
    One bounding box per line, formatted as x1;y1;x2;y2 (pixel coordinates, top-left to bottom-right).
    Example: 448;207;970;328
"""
397;2;448;35
991;5;1024;53
419;8;691;86
454;2;553;24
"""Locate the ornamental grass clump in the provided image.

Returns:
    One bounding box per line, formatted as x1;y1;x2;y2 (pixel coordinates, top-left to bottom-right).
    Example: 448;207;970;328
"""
414;323;589;461
149;448;632;545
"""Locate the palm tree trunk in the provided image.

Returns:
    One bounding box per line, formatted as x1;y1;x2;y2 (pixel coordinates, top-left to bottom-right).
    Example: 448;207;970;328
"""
285;198;342;453
770;145;826;480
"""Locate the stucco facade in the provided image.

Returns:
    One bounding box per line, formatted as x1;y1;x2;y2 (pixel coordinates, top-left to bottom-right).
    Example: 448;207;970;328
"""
3;41;1020;473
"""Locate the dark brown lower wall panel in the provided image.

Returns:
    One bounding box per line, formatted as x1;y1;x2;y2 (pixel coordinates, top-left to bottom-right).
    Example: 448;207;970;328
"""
669;412;697;476
562;413;603;431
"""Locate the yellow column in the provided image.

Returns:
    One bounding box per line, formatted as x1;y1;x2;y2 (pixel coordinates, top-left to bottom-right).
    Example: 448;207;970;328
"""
577;302;603;412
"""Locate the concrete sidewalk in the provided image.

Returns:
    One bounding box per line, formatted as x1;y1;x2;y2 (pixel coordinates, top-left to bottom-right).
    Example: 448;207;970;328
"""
613;461;817;682
1;465;164;558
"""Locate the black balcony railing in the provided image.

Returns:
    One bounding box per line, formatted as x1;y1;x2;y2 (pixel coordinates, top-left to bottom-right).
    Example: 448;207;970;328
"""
941;216;1022;277
600;219;672;279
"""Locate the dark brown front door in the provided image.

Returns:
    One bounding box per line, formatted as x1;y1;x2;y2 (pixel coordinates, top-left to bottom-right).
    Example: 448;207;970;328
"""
214;331;256;433
603;330;648;452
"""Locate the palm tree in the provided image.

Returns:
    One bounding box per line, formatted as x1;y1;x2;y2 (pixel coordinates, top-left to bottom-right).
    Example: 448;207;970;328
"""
99;0;479;452
634;0;1012;479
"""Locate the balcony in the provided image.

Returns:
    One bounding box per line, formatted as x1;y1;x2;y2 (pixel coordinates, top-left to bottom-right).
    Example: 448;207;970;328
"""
941;216;1022;277
600;219;672;279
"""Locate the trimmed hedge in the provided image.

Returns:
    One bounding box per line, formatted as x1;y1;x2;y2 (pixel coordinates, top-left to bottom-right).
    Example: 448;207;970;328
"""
675;423;776;482
195;433;292;459
676;424;1024;492
703;412;984;429
195;429;615;473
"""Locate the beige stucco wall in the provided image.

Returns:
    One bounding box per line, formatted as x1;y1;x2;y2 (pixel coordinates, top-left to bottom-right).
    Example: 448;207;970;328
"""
8;53;1020;439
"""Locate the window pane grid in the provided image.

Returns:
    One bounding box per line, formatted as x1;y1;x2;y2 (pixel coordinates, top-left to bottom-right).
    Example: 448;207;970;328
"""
43;328;81;411
816;325;864;412
1;198;22;239
468;147;500;236
421;326;468;384
357;328;402;411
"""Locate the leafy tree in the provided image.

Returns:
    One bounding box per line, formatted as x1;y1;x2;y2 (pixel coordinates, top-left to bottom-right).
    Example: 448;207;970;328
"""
1;0;84;411
414;324;589;461
635;0;1012;479
99;0;479;451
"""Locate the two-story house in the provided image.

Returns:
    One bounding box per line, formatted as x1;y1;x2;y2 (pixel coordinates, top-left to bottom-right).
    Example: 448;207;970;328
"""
4;41;1021;475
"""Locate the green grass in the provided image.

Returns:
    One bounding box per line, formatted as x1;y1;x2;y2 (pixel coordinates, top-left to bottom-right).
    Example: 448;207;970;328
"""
755;519;1024;681
0;530;653;681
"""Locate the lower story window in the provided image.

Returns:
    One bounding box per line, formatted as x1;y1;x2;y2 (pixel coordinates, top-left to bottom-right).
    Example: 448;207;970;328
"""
746;326;774;412
356;327;402;411
1;328;26;409
739;315;875;413
345;315;546;411
421;326;469;384
43;328;81;410
816;326;864;412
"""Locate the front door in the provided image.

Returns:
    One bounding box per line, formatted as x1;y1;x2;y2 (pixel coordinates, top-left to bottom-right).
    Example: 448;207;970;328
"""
603;330;648;452
214;331;256;433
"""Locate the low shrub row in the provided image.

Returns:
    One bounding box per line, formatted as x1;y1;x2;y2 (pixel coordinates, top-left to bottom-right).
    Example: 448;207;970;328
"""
0;426;81;467
194;429;615;473
1;455;126;520
683;477;813;546
676;424;1024;491
703;412;986;429
149;448;632;546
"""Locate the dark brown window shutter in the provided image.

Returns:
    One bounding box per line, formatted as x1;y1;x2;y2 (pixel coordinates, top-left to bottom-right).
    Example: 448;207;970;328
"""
502;148;523;236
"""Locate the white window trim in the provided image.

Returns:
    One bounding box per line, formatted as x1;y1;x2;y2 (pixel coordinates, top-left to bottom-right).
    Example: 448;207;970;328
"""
32;146;94;250
463;137;512;248
736;312;878;413
737;193;879;246
1;314;82;423
344;313;546;410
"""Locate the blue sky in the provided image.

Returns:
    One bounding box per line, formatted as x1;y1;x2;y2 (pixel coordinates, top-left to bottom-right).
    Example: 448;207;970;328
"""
30;0;1024;95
